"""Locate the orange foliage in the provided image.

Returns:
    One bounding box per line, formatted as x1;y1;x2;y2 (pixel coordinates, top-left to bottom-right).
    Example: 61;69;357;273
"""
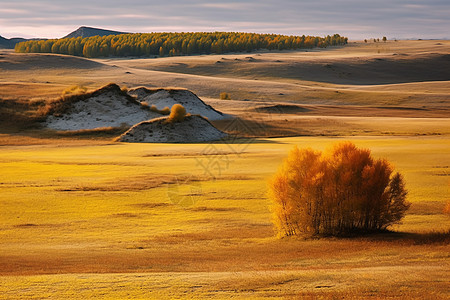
269;142;410;237
444;201;450;216
15;33;348;58
168;104;186;123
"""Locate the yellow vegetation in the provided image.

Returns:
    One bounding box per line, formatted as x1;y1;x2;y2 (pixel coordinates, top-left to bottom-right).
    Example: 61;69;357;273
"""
269;142;410;237
15;32;348;58
0;137;448;298
61;85;87;97
220;92;231;100
168;103;186;122
444;201;450;216
148;104;170;115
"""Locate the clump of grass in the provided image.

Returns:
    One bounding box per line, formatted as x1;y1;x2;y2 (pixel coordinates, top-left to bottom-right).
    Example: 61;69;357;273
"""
1;83;147;134
0;98;47;131
146;104;170;115
220;92;231;100
62;85;87;97
160;106;171;115
47;83;137;118
444;201;450;216
53;125;130;138
167;104;186;123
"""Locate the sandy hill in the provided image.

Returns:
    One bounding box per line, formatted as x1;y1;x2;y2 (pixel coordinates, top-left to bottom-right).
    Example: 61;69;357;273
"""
118;115;227;143
63;26;128;39
129;87;226;120
45;83;161;130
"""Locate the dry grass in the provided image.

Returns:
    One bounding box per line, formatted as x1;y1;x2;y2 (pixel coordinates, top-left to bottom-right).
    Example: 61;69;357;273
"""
0;98;47;131
1;41;449;139
0;83;152;139
50;126;130;137
0;41;449;298
61;84;87;96
0;137;448;299
2;41;450;108
44;83;136;116
1;268;448;299
444;201;450;216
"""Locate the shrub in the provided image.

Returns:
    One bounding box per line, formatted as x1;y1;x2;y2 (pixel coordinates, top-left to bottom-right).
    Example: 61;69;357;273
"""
444;201;450;216
146;104;171;115
168;104;186;122
220;92;231;100
269;142;410;237
160;106;171;115
62;85;87;97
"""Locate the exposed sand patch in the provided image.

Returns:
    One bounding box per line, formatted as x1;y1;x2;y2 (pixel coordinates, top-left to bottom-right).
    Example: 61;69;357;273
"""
118;115;227;143
45;84;161;130
129;87;226;120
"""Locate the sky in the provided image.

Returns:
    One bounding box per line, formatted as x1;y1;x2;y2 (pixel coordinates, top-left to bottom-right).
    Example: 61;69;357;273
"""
1;0;449;40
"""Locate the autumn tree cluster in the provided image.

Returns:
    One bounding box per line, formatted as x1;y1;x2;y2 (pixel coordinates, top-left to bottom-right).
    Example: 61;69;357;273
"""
269;142;410;237
15;32;348;58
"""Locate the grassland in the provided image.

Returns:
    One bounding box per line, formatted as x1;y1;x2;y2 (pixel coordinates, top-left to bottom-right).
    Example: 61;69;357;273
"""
0;137;449;298
0;40;449;298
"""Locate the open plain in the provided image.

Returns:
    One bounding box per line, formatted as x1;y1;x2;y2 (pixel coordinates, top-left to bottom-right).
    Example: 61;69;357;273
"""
0;40;449;299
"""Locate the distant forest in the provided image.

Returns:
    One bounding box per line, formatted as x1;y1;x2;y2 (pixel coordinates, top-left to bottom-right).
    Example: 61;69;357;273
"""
14;32;348;58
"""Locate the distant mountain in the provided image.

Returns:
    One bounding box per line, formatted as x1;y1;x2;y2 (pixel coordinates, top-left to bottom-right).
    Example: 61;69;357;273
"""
0;26;130;49
0;35;27;49
63;26;129;39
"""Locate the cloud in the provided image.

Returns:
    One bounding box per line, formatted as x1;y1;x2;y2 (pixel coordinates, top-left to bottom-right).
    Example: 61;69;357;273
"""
0;0;449;39
197;2;256;10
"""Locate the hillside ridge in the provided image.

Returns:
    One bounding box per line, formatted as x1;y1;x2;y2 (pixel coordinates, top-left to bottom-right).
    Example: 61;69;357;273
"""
63;26;129;39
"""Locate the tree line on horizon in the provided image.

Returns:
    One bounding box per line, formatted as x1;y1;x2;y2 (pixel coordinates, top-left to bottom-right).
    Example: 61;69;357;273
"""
14;32;348;58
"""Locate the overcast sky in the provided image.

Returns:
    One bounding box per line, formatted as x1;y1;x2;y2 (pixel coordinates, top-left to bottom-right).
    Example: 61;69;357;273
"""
1;0;449;40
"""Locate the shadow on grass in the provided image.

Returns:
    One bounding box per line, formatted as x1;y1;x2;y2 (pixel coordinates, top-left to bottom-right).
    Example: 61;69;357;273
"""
337;229;450;245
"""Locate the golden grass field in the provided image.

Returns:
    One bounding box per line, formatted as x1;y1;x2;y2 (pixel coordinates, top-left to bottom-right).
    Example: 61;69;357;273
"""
0;40;449;299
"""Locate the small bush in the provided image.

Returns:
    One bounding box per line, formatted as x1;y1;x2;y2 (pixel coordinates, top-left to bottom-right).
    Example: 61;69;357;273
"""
220;92;231;100
160;107;171;115
142;103;171;115
269;142;410;237
62;85;87;97
444;201;450;216
168;104;186;122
